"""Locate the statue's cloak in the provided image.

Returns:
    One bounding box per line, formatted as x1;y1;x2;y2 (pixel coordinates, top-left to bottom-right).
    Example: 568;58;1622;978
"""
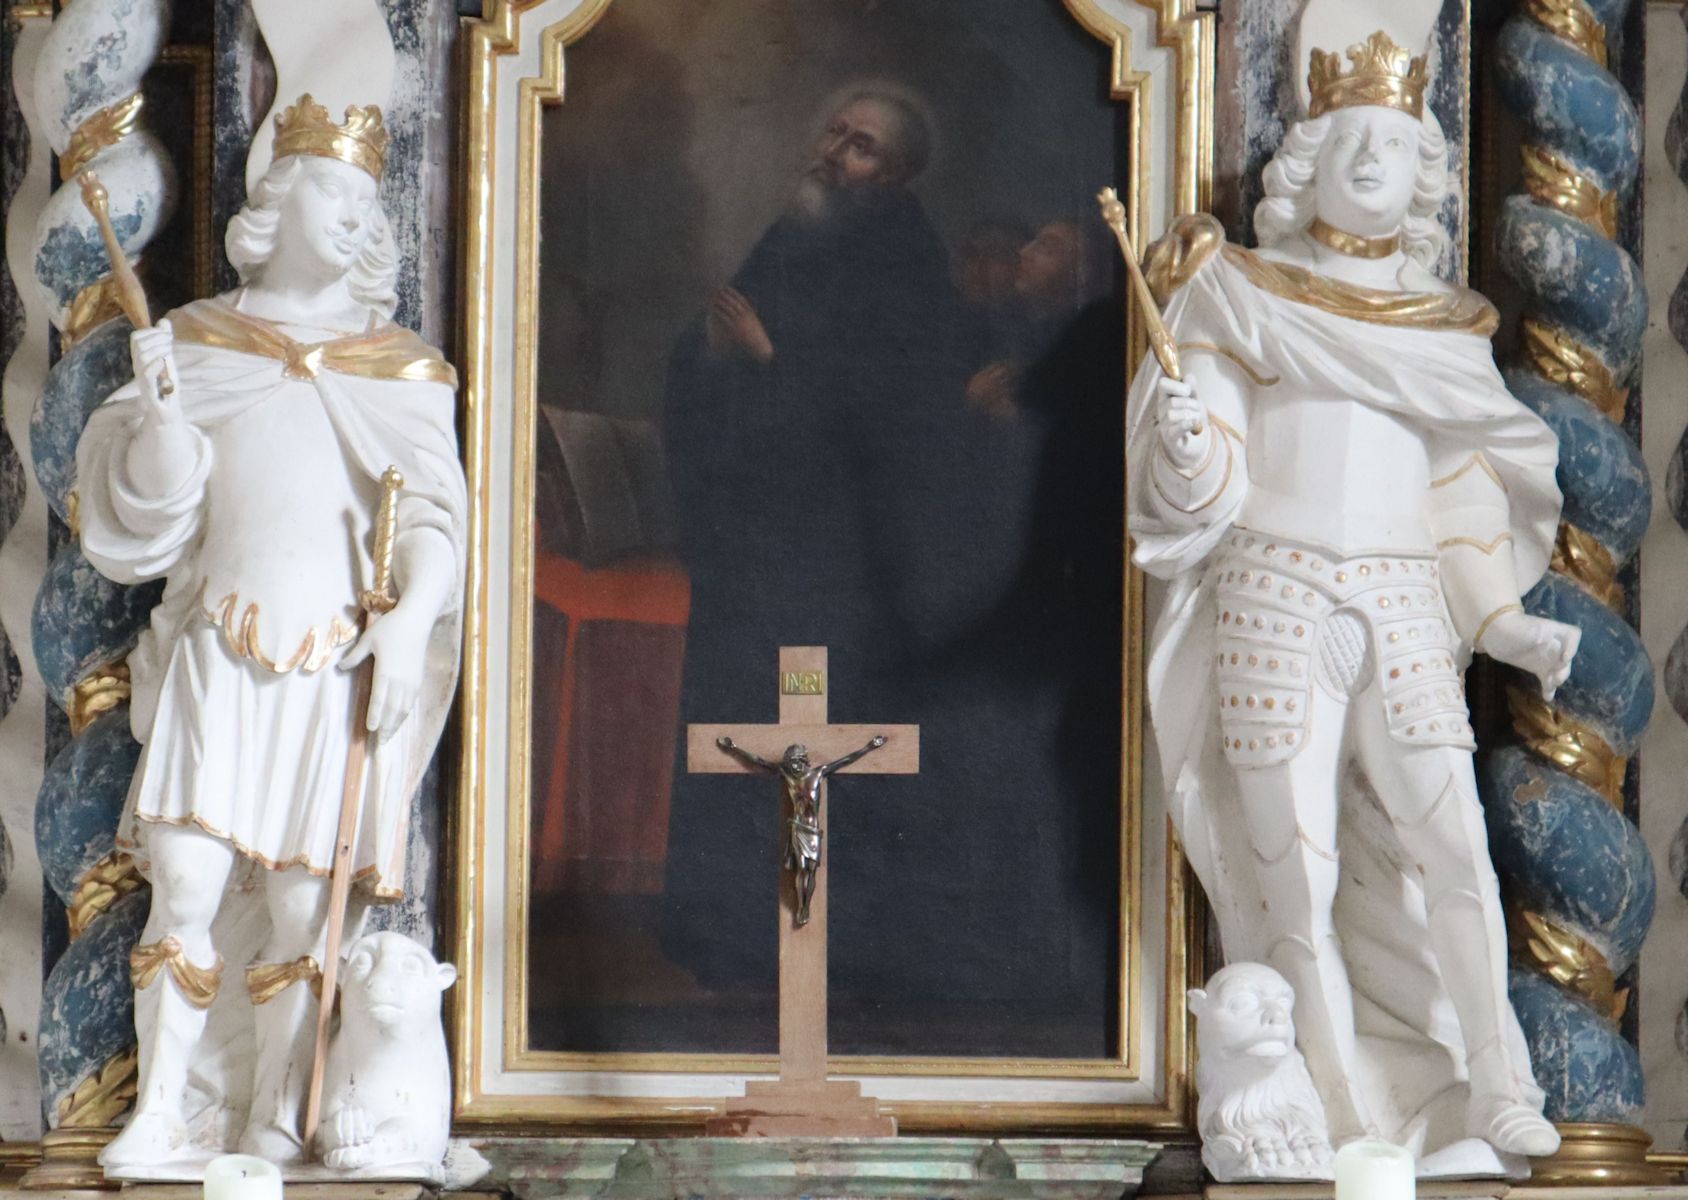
1128;217;1561;1162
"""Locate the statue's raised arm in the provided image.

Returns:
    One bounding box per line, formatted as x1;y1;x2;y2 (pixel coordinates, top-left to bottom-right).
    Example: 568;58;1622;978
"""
716;735;781;773
817;734;888;777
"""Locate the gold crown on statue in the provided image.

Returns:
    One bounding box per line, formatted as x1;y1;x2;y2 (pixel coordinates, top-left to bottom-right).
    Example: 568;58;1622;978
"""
1307;31;1428;121
272;94;389;181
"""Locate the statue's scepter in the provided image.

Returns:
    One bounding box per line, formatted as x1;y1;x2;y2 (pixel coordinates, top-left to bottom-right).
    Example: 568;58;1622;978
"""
76;172;174;396
303;465;405;1147
1095;188;1200;443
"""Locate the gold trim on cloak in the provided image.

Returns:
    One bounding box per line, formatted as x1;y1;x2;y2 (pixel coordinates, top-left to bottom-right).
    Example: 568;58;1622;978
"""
1221;244;1500;336
167;298;459;388
1143;213;1499;336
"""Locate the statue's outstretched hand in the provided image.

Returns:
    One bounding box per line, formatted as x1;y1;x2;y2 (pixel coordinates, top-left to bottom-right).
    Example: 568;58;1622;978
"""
1155;376;1209;468
341;606;433;735
1479;609;1580;702
129;320;179;414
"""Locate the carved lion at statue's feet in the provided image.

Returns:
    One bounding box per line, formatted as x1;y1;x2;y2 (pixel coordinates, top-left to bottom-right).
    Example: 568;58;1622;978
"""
1190;962;1334;1183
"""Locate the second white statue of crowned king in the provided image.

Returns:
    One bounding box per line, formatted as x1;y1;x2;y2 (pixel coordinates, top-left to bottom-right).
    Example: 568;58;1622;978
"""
74;96;466;1171
1130;19;1578;1177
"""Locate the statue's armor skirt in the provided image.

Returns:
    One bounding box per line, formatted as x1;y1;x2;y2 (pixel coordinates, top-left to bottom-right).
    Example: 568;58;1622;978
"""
1212;531;1474;769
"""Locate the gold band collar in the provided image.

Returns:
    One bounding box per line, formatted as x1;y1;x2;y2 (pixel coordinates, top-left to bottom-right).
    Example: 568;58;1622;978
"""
1308;30;1428;121
272;94;389;182
1309;218;1401;259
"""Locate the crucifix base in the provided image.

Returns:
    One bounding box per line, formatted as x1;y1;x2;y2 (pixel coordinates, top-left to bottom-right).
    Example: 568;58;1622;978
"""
705;1080;897;1138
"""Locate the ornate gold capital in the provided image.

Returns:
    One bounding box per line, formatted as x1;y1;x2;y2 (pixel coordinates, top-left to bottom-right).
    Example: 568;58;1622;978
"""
1522;144;1618;240
60;92;144;181
130;937;223;1009
1551;522;1623;613
1507;685;1627;810
66;850;144;940
1524;0;1609;70
1506;902;1625;1021
245;956;323;1005
1521;318;1628;422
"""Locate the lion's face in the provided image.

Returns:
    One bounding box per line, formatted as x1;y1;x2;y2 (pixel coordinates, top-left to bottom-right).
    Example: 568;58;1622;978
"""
1190;963;1296;1062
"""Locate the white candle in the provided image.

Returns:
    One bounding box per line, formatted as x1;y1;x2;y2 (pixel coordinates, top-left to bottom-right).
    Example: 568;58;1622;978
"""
1334;1138;1414;1200
203;1154;283;1200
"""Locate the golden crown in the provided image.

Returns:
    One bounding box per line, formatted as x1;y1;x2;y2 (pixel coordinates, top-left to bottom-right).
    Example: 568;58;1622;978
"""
272;95;389;181
1307;31;1428;121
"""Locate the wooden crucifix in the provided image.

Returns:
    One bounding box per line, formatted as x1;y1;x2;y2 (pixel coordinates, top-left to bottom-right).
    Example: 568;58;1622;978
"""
686;645;919;1137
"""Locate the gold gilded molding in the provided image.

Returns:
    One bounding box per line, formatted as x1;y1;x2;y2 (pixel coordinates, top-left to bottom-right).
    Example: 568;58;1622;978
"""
55;1046;138;1129
1552;521;1623;612
70;660;130;736
60;92;144;181
1531;1123;1677;1188
1522;317;1628;421
130;937;222;1009
456;0;1208;1133
1506;902;1625;1021
1522;143;1618;240
158;45;216;300
66;850;144;940
1524;0;1609;69
1507;685;1627;809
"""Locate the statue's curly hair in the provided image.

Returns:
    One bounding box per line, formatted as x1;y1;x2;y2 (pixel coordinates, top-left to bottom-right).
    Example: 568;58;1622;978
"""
225;156;400;319
1253;111;1451;272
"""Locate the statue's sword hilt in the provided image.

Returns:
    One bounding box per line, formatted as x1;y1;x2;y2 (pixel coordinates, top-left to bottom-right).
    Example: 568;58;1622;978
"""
1096;187;1191;420
76;172;174;397
360;466;405;615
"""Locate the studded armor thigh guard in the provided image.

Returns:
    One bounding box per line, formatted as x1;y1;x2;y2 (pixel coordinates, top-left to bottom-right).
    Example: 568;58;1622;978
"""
1213;532;1475;769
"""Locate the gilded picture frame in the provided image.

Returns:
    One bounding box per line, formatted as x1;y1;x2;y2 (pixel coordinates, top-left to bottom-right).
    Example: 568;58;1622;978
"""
454;0;1214;1132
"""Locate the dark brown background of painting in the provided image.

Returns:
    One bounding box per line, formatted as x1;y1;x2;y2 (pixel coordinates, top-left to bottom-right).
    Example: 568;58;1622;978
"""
529;0;1129;1060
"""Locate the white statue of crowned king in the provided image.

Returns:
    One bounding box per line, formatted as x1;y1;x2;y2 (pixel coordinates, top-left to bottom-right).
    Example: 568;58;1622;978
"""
74;96;466;1174
1127;0;1578;1179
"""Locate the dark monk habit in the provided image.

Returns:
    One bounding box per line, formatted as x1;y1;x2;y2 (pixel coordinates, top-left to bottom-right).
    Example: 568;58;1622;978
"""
662;92;974;993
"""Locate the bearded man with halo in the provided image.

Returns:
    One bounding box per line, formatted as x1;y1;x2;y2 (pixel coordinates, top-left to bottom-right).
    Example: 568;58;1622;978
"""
74;96;466;1174
1129;0;1574;1177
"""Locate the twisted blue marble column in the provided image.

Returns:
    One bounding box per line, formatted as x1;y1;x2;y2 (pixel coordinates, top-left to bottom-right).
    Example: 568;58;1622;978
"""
1485;0;1661;1183
20;0;175;1186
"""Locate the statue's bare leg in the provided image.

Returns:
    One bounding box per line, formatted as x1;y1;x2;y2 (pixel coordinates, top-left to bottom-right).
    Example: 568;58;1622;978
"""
1230;690;1378;1146
102;823;236;1168
1354;711;1559;1159
793;862;817;926
240;864;368;1163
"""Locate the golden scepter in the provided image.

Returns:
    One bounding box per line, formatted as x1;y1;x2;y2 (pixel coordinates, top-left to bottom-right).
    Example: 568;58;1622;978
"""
304;465;405;1148
76;172;174;396
1096;187;1183;385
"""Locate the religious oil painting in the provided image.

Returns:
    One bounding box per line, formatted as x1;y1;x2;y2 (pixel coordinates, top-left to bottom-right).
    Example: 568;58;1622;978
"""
523;0;1131;1066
